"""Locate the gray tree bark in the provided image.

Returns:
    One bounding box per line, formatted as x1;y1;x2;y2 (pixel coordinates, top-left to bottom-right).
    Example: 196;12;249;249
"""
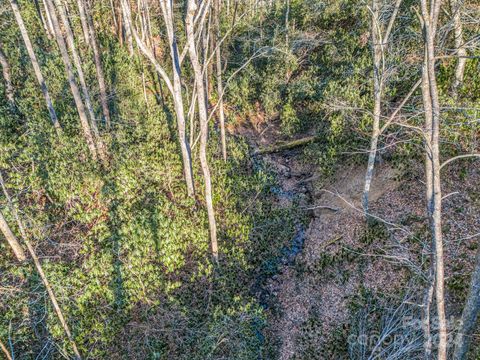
186;0;219;261
76;0;90;45
9;0;61;132
33;0;51;39
420;0;447;358
54;0;108;162
53;0;96;133
120;0;195;197
0;210;26;262
0;44;15;105
453;249;480;359
214;0;227;161
159;0;196;197
451;0;466;97
420;10;434;360
362;0;402;215
362;0;382;216
122;0;134;55
42;0;55;38
44;0;99;161
78;0;112;128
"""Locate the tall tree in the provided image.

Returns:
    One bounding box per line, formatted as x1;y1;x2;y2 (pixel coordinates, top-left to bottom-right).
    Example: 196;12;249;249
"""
420;0;447;358
214;0;227;161
33;0;51;39
9;0;61;131
53;0;108;161
122;0;134;55
420;15;435;360
78;0;112;128
451;0;466;97
53;0;101;140
186;0;219;261
42;0;55;38
43;0;100;161
362;0;402;215
76;0;90;45
121;0;196;196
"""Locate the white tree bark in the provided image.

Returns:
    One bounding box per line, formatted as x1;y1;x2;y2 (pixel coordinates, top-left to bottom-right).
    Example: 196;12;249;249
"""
451;0;466;97
362;0;382;216
159;0;196;197
422;47;435;360
120;0;195;196
9;0;61;132
186;0;218;261
362;0;402;215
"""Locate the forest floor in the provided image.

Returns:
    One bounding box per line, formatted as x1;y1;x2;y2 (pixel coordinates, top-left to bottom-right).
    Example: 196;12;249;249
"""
233;117;480;359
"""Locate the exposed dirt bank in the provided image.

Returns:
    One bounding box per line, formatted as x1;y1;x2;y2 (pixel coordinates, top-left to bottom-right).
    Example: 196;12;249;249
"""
235;118;480;359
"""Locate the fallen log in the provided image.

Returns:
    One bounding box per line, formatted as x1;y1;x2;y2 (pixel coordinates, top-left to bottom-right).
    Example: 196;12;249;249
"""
255;135;317;155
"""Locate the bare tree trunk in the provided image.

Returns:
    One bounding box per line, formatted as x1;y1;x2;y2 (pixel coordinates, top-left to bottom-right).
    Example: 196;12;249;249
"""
422;271;435;360
109;0;119;34
214;0;227;161
54;0;108;162
189;86;197;146
9;0;61;132
362;0;402;215
76;0;90;45
121;0;195;196
116;0;124;45
143;0;153;51
0;173;81;359
420;0;447;358
420;10;435;356
0;210;26;262
285;0;289;45
79;0;112;128
44;0;99;161
0;44;15;105
0;339;12;360
186;0;218;262
453;249;480;360
34;0;51;39
42;0;55;38
202;13;212;107
159;0;196;197
451;0;466;97
362;0;382;216
122;0;134;55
